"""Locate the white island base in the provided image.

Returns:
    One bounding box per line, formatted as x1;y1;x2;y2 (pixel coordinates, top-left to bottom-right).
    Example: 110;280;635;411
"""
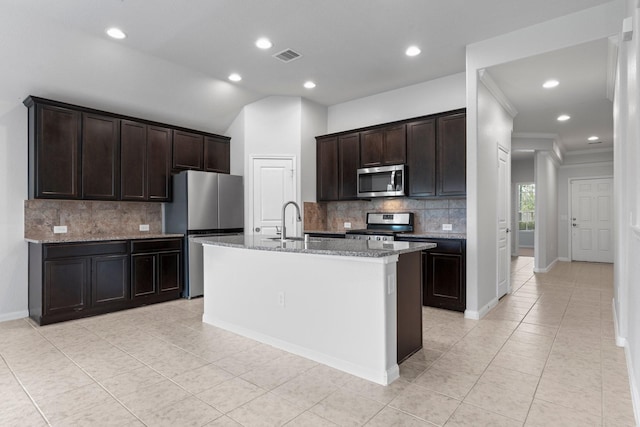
202;244;400;385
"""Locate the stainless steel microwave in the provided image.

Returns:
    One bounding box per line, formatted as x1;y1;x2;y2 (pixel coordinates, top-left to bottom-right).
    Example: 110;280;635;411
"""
357;164;406;198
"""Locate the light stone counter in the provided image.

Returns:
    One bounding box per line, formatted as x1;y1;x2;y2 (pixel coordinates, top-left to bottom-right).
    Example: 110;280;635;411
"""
25;232;184;244
192;234;435;257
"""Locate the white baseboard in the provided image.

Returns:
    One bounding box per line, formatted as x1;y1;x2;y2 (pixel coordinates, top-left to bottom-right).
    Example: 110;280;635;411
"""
0;310;29;323
613;298;640;426
533;257;559;273
557;257;571;262
464;297;499;320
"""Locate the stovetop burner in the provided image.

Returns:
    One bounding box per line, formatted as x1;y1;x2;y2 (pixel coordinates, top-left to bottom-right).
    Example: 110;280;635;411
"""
345;212;414;241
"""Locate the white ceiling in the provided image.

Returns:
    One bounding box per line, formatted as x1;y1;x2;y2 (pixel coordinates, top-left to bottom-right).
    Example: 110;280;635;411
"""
488;38;614;156
1;0;616;134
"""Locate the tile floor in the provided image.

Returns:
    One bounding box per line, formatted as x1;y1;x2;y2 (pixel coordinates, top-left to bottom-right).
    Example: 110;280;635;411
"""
0;258;636;426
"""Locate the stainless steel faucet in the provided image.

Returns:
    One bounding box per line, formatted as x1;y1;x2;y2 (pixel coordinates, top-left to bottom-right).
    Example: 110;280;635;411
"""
281;201;302;242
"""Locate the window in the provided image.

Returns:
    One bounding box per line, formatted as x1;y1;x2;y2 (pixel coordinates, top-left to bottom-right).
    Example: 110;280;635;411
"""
518;183;535;231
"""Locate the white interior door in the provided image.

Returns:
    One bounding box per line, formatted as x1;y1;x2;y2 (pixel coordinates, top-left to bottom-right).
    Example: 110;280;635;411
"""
251;157;296;236
497;147;511;298
571;178;613;263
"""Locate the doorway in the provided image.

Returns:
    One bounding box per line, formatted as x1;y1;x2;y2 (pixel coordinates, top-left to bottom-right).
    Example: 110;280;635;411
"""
250;156;297;236
570;177;613;263
516;183;535;257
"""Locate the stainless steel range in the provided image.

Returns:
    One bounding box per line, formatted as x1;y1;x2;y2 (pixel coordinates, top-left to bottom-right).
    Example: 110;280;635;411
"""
345;212;414;241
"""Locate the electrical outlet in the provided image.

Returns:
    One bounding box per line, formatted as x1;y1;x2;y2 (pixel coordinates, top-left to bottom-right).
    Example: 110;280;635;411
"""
53;225;67;234
278;292;285;307
139;224;150;232
442;224;453;231
344;222;352;229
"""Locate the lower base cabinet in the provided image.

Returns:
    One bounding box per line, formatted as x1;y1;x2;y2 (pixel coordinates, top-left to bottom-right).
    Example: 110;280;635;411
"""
29;238;182;325
396;251;423;363
423;239;466;312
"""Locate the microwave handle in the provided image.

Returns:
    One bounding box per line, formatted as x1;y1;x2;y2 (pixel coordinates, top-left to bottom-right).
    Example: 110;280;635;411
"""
390;170;396;188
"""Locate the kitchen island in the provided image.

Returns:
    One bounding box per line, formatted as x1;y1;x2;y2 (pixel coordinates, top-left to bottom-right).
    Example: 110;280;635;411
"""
194;234;435;385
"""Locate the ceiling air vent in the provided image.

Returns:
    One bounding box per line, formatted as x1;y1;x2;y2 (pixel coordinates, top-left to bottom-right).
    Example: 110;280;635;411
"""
273;48;302;63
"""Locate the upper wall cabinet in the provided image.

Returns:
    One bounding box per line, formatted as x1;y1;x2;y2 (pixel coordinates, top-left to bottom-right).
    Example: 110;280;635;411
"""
436;113;466;197
82;113;120;200
360;124;406;168
315;109;466;200
24;96;231;202
29;103;82;199
173;130;204;171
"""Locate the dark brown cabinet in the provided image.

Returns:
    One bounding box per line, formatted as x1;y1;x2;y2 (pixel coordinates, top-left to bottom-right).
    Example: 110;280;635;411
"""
173;130;204;171
437;113;466;197
29;241;129;325
204;136;231;174
131;238;182;302
423;239;466;311
338;133;360;200
25;96;231;202
359;124;406;167
121;121;172;202
316;136;339;201
28;238;182;325
407;119;436;197
82;113;120;200
29;102;81;199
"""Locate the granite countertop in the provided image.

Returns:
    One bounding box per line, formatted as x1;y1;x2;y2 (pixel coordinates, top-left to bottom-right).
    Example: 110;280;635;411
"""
193;234;436;258
25;232;184;244
304;230;466;240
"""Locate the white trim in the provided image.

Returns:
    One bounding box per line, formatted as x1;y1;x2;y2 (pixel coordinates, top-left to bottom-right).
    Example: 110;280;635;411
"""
533;257;558;273
512;132;558;140
0;311;29;323
606;36;618;102
613;298;627;348
478;69;518;118
464;297;499;320
564;147;613;156
560;161;614;170
557;257;571;262
615;299;640;425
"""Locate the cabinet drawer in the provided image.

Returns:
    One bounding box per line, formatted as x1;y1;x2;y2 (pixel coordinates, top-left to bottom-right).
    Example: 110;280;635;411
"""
131;238;182;254
44;241;127;259
427;239;462;254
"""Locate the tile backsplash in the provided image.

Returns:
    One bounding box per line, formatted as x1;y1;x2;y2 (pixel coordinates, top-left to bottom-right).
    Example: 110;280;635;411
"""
304;198;466;235
24;200;162;238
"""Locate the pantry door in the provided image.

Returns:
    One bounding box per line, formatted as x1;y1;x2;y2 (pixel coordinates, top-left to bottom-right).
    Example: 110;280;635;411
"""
251;157;297;236
570;178;613;263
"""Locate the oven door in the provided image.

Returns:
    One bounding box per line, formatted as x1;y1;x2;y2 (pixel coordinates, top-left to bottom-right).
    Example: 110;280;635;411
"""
357;164;406;198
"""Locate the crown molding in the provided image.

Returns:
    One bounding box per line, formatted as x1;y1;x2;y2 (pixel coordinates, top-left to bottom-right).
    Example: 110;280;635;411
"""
478;69;518;118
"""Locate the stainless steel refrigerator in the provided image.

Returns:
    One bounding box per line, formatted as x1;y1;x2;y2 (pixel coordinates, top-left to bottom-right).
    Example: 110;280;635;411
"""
165;170;244;298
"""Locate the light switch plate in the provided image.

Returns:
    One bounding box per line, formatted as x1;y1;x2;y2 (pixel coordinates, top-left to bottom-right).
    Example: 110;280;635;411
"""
53;225;67;234
344;222;352;229
139;224;150;231
442;224;453;231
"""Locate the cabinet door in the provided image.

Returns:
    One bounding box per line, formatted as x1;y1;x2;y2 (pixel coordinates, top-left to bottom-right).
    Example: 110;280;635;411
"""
131;254;156;298
316;136;339;201
92;254;129;307
35;104;81;199
359;129;383;167
397;251;422;363
424;252;465;311
173;130;204;170
147;126;172;201
204;136;230;173
158;251;181;293
407;119;436;197
437;113;466;196
121;120;147;200
383;124;406;165
82;113;120;200
338;133;360;200
44;258;88;315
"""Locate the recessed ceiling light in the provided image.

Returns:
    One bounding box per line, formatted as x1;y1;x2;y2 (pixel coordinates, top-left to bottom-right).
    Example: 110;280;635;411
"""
543;79;559;89
228;73;242;82
106;27;126;40
256;38;273;49
304;81;316;89
557;114;571;122
405;46;421;57
588;136;599;141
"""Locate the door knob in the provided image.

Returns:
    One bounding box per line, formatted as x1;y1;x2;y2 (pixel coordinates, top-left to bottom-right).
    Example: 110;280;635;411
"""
572;223;577;227
255;227;261;232
506;228;510;233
